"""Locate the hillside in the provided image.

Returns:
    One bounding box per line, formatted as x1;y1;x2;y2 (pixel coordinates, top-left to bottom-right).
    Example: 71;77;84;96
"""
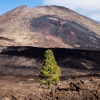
0;5;100;50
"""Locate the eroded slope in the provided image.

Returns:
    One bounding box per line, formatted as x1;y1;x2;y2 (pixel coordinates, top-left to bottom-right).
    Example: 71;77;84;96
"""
0;6;100;50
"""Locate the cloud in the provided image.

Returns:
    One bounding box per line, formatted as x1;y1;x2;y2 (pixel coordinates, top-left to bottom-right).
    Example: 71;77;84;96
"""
43;0;100;21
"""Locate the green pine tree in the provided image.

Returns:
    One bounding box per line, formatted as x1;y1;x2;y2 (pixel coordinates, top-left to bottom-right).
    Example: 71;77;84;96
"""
39;49;61;86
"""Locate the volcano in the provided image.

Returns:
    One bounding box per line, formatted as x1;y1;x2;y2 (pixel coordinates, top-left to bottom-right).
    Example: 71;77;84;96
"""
0;5;100;99
0;5;100;75
0;5;100;50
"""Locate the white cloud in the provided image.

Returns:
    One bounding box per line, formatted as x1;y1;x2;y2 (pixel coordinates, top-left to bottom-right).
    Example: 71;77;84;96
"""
43;0;100;21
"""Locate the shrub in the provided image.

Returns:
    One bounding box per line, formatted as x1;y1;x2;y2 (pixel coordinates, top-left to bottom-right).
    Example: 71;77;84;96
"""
39;49;61;86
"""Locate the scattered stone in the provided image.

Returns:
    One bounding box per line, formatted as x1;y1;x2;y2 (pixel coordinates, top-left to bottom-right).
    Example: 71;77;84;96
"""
1;95;16;100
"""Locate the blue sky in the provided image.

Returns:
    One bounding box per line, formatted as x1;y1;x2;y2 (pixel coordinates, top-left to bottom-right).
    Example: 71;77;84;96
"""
0;0;100;22
0;0;43;15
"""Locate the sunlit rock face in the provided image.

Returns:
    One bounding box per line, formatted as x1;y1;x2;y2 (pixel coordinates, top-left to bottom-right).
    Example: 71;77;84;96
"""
0;5;100;50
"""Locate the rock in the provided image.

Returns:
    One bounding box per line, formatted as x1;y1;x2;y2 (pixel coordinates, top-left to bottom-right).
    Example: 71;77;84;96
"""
25;94;41;100
57;82;81;91
49;79;100;100
0;78;100;100
1;95;16;100
57;84;68;90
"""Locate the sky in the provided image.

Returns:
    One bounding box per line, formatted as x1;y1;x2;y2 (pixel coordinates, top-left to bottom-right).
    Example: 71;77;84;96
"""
0;0;100;22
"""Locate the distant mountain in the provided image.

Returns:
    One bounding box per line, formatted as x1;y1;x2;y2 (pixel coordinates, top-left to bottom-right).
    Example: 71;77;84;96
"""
0;5;100;50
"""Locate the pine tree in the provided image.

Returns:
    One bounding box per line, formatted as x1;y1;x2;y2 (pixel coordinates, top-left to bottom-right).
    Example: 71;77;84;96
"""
39;49;61;86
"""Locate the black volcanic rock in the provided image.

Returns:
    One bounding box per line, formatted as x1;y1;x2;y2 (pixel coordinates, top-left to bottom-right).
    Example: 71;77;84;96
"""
0;5;100;50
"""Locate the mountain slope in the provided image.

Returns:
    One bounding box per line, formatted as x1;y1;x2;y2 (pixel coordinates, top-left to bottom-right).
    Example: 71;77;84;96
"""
0;5;100;50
